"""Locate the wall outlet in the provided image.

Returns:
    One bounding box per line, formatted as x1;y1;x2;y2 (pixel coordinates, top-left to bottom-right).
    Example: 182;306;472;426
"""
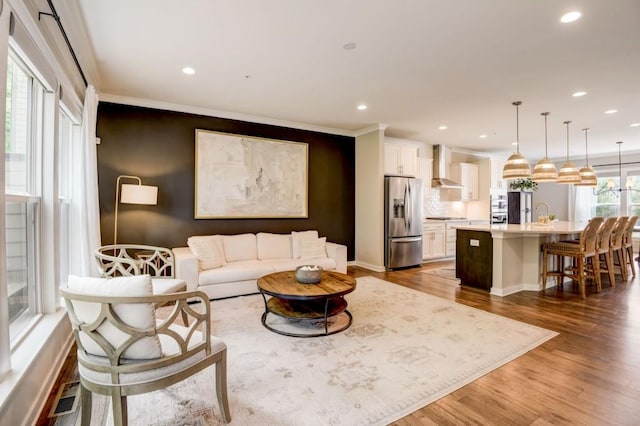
470;239;480;247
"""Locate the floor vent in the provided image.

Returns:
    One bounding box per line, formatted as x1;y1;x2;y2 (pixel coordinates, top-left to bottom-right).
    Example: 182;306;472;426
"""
49;380;80;417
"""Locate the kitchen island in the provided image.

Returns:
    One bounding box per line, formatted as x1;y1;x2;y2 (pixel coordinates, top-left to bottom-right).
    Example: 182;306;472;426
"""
452;221;588;296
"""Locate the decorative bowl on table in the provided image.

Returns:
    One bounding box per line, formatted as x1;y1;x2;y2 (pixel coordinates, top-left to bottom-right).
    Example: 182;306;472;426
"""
295;265;323;284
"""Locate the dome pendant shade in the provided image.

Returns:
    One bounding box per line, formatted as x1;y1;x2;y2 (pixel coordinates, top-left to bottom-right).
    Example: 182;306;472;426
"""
532;112;557;182
503;152;531;179
575;166;597;187
557;161;581;184
532;158;558;182
502;101;530;179
575;128;597;187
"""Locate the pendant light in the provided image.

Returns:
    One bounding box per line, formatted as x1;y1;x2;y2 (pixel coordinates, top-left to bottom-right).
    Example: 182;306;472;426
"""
502;101;531;179
532;112;558;182
575;128;597;187
557;120;581;184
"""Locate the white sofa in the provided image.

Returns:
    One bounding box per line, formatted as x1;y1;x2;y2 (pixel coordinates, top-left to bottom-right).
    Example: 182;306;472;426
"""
173;231;347;300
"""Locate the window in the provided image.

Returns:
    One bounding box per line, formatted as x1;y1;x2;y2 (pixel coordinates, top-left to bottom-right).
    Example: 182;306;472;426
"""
627;174;640;217
4;53;45;345
592;175;620;217
57;109;78;285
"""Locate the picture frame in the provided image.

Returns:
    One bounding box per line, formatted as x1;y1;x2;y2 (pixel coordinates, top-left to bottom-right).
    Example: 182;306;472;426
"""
194;129;308;218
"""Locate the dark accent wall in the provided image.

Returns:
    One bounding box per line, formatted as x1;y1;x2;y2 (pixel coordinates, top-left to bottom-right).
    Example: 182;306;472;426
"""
96;102;356;259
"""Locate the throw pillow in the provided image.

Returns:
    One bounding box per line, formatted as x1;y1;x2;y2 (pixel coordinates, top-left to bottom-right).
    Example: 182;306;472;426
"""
188;235;225;270
299;237;328;259
66;275;162;360
291;230;319;258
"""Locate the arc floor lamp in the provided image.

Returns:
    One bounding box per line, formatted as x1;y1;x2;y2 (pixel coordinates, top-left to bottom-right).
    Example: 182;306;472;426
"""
114;175;158;245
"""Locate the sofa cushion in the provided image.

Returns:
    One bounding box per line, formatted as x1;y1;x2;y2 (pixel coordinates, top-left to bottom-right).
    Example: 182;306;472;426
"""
222;233;257;262
257;233;293;260
269;257;337;273
291;230;319;258
187;235;225;270
299;237;327;259
198;260;275;285
67;275;162;360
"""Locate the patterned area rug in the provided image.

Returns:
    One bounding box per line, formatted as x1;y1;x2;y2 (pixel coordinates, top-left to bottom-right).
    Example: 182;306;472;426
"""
421;266;460;282
105;276;557;425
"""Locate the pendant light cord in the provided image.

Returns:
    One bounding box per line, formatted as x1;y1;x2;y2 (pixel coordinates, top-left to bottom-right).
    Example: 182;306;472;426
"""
513;101;522;153
582;128;590;166
563;121;572;162
542;112;549;157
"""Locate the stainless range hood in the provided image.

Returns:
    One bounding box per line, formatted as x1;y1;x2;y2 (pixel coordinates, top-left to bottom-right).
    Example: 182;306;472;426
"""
432;145;463;188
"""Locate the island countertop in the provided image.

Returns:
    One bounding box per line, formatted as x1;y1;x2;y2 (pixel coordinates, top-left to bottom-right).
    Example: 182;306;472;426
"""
450;220;588;235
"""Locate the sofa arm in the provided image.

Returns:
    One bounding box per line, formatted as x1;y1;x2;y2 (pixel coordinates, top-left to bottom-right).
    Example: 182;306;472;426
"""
326;242;347;273
172;247;199;292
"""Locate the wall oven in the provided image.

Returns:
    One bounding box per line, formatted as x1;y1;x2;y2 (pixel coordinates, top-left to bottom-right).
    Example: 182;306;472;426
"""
490;192;508;224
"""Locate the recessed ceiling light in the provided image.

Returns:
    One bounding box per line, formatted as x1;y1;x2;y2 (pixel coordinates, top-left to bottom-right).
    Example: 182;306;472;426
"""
605;109;618;114
182;67;195;75
631;123;640;127
572;91;587;97
438;126;448;130
560;11;581;23
479;134;488;139
357;104;367;111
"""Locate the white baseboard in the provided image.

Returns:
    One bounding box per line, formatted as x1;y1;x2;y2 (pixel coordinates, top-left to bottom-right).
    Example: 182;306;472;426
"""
353;261;386;272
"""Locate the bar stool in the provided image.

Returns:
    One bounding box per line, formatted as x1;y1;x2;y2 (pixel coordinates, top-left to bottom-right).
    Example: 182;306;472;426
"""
610;216;629;281
623;215;638;278
541;217;604;299
591;216;618;290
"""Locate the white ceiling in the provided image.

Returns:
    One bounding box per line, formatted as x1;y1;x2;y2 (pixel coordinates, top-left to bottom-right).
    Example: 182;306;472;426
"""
67;0;640;160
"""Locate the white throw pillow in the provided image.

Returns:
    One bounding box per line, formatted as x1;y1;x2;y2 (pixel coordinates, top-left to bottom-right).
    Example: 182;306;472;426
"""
257;233;293;259
299;237;327;259
222;233;258;262
291;230;319;259
66;275;162;360
188;235;225;270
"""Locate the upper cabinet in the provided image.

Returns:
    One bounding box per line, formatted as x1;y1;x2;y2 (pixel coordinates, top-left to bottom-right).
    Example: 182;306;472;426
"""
417;157;433;199
384;142;418;176
490;157;507;189
450;162;479;201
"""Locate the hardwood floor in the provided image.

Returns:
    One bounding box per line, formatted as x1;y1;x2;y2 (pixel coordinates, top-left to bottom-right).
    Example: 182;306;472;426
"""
38;261;640;425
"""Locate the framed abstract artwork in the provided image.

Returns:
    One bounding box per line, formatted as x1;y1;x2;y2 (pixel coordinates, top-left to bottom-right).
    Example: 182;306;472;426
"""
194;129;308;218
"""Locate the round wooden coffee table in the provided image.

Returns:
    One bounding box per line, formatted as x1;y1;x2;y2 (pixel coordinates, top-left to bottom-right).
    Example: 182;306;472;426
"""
257;270;356;337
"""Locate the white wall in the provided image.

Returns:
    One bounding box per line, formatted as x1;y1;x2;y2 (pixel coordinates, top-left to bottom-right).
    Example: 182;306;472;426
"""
355;128;385;271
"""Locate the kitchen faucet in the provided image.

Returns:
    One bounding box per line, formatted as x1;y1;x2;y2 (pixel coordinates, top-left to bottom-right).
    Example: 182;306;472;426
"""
535;202;550;223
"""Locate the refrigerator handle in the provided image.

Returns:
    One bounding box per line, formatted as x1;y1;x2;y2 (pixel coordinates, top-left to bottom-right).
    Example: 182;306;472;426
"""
406;181;412;230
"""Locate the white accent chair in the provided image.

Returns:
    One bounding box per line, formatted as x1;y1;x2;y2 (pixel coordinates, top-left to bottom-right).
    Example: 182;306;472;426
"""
61;275;231;426
95;244;188;323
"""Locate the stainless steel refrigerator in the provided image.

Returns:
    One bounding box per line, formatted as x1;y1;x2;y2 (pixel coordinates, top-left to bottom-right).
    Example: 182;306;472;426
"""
384;176;423;270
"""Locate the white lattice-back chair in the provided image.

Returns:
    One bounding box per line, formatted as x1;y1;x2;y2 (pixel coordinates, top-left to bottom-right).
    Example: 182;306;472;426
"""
61;275;231;426
95;245;188;324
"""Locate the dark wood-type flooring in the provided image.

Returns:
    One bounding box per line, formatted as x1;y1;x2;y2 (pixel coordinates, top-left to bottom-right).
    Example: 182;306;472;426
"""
38;261;640;425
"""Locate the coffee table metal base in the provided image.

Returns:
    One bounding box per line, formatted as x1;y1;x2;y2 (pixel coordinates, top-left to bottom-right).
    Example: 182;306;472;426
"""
260;295;353;338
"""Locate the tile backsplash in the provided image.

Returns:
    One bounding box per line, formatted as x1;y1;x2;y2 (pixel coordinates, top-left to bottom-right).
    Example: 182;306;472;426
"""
424;188;466;218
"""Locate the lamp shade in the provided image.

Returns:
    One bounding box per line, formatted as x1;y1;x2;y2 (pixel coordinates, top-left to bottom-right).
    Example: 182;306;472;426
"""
532;158;558;182
120;183;158;205
557;161;581;184
575;166;597;187
502;152;531;179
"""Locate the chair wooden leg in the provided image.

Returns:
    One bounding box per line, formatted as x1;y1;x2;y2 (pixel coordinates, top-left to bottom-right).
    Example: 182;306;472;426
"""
578;257;586;299
620;249;629;280
592;255;602;292
111;391;128;426
627;247;636;277
605;251;615;287
80;384;92;426
542;250;548;291
216;350;232;424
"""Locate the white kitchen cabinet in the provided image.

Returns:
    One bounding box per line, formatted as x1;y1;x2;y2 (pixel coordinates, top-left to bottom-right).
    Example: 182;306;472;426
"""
490;158;507;189
423;223;446;259
417;157;433;199
385;142;418;176
451;162;479;201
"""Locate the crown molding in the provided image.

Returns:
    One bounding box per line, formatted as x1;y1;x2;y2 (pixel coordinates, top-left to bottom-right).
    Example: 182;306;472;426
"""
353;123;389;137
99;93;356;138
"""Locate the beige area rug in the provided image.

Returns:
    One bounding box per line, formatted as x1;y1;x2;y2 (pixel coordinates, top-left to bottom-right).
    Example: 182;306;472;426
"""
421;266;460;282
104;276;557;426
